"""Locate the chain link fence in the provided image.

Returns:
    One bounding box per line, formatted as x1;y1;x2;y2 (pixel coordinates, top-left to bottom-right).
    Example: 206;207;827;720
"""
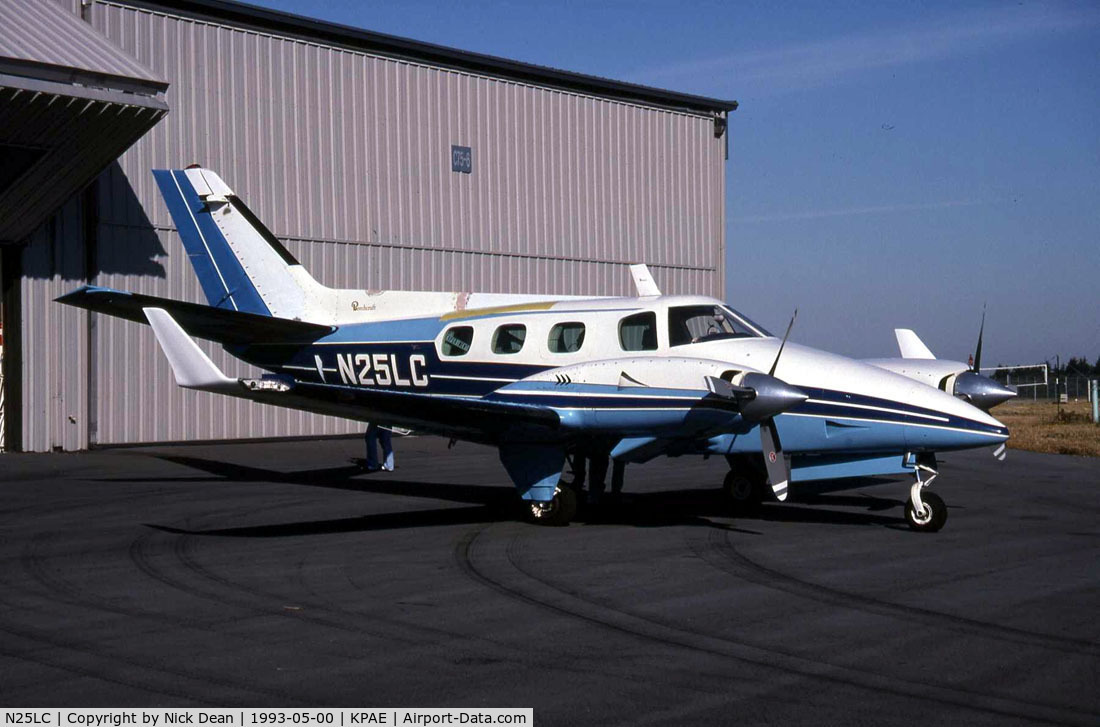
988;364;1097;402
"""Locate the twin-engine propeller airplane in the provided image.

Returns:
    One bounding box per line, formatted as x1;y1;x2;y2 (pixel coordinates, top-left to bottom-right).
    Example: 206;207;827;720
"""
58;167;1010;531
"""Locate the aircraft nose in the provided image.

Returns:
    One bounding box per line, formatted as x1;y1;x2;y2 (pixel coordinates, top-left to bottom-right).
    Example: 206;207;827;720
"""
953;371;1017;410
901;387;1010;452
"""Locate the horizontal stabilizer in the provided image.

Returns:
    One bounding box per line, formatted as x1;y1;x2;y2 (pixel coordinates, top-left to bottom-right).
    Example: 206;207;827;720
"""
144;308;238;391
895;329;936;359
56;285;333;344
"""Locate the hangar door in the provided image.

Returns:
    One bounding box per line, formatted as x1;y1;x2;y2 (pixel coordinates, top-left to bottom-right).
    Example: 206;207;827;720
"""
1;251;5;451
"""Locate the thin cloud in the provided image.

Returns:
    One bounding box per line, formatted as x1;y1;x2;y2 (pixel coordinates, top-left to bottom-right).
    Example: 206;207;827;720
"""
638;6;1099;93
738;199;982;224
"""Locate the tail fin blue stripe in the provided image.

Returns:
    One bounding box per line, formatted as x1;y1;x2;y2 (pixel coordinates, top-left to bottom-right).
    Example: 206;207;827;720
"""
153;169;270;316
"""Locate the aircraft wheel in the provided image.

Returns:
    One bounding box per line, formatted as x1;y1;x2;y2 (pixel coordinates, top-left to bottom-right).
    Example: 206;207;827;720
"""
723;471;762;514
905;491;947;532
526;485;577;526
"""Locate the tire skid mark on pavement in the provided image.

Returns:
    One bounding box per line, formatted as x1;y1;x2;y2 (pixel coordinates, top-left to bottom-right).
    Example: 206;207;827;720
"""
149;514;609;679
0;633;199;704
694;528;1100;658
23;531;309;704
132;526;417;650
456;522;1098;727
0;539;277;704
453;523;762;702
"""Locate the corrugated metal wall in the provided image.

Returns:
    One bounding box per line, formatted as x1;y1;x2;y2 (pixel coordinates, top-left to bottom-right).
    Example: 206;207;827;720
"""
19;197;90;451
19;0;727;450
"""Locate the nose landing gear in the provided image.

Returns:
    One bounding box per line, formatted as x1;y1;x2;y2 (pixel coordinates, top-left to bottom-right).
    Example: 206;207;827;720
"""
905;462;947;532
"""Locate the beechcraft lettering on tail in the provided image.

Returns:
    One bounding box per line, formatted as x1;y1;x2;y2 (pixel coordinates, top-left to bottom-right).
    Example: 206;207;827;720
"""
58;166;1012;530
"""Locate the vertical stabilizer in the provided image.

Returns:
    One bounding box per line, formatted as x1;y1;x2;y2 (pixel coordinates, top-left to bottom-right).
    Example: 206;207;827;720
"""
153;168;327;320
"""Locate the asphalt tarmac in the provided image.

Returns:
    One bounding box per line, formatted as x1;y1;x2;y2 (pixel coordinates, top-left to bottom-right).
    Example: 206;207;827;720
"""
0;436;1097;725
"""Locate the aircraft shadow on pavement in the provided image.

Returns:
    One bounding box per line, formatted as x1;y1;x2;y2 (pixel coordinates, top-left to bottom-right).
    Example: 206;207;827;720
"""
148;505;502;537
583;488;907;530
136;455;911;537
136;454;518;506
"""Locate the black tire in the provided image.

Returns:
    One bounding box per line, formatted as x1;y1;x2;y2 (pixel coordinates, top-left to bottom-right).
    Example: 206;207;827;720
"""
905;491;948;532
723;470;763;514
526;485;577;526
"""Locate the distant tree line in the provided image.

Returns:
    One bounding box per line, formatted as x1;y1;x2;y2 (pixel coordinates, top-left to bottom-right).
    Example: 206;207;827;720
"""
1055;356;1100;378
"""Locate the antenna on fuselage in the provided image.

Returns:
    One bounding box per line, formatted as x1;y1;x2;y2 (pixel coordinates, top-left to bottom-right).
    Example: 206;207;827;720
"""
629;263;661;297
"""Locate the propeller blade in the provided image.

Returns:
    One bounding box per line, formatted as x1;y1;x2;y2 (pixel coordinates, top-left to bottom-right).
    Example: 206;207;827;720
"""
769;309;798;377
759;419;789;502
972;306;986;372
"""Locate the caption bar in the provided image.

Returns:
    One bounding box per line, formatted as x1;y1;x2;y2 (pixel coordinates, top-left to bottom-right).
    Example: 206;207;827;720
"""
2;710;532;727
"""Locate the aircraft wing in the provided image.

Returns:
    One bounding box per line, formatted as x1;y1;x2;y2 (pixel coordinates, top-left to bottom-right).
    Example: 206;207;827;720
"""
142;307;558;443
57;285;333;344
285;381;560;440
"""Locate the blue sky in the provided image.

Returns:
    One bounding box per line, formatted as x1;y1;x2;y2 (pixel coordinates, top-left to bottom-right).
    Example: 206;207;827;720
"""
252;0;1099;366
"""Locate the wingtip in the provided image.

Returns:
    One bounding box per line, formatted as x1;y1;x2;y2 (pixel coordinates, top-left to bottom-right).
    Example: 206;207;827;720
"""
54;286;89;305
143;307;237;391
55;284;124;303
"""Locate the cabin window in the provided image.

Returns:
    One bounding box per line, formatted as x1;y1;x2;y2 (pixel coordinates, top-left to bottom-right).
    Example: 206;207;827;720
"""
619;311;658;351
492;323;527;354
441;326;474;356
548;322;585;353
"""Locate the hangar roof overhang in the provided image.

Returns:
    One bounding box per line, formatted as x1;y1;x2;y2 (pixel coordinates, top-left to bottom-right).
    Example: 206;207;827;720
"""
0;0;169;244
137;0;739;116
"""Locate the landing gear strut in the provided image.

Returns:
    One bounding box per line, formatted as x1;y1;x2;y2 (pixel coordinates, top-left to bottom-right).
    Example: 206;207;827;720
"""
905;463;947;532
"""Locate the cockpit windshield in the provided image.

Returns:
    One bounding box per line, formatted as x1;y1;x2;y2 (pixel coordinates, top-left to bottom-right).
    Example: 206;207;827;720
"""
668;305;768;346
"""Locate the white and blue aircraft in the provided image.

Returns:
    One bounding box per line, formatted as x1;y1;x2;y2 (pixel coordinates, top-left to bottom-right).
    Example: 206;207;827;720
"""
59;167;1010;531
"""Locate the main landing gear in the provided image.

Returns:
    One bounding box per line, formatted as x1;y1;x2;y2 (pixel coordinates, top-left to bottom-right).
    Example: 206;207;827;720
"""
525;485;578;527
723;470;764;514
722;455;767;514
905;462;948;532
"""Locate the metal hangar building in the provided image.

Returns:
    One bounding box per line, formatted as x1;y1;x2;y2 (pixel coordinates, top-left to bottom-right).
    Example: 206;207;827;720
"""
0;0;737;452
